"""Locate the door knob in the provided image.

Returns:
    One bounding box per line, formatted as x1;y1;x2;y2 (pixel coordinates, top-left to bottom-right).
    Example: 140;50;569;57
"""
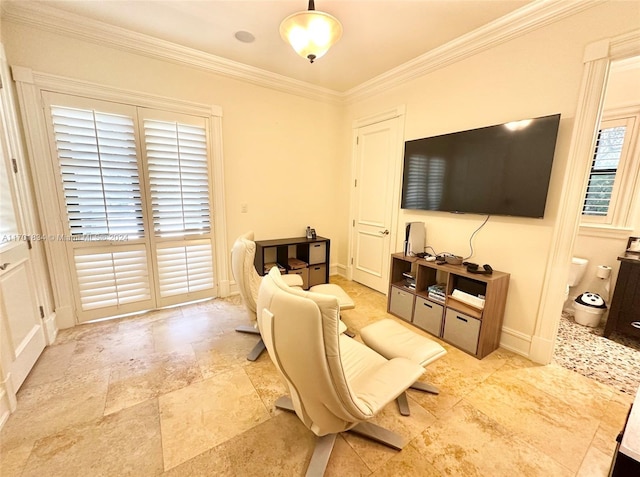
0;263;10;271
379;229;389;235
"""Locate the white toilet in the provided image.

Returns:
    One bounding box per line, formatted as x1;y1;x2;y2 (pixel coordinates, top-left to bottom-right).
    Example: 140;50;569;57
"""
566;257;589;303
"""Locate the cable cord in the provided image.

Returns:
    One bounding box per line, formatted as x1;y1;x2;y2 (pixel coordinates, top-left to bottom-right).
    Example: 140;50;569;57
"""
464;215;490;260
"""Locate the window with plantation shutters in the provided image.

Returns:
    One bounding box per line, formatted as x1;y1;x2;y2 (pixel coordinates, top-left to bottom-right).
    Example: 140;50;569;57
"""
42;92;219;322
144;119;210;238
581;113;638;226
50;106;144;238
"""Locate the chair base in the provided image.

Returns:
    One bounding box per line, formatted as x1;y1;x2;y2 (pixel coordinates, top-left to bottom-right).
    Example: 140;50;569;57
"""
276;395;408;476
235;325;260;335
235;326;266;361
396;381;440;416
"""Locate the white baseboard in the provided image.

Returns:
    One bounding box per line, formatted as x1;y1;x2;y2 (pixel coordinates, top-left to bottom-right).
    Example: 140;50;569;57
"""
0;373;17;431
43;311;58;345
499;326;532;359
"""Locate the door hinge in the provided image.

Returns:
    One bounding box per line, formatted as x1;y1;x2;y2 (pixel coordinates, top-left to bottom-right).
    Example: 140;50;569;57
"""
356;136;359;145
354;179;357;187
351;257;353;264
26;237;32;249
0;75;3;89
12;158;18;173
352;219;355;226
39;306;45;319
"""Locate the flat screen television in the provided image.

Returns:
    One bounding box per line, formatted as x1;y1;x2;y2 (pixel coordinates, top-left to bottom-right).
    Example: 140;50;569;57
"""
400;113;561;218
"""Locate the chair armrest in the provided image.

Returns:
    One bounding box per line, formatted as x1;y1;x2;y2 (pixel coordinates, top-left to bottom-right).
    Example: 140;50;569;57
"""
281;274;304;288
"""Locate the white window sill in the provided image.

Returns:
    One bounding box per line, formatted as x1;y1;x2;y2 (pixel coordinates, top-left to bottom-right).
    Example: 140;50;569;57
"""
578;223;635;239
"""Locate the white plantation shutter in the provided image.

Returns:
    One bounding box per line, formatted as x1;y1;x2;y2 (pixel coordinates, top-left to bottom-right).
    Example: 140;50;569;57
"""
581;114;638;225
50;106;143;238
156;242;214;298
74;248;151;311
144;119;210;237
42;93;220;321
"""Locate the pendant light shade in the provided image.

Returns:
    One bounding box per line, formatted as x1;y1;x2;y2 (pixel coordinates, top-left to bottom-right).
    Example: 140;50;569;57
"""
280;0;343;63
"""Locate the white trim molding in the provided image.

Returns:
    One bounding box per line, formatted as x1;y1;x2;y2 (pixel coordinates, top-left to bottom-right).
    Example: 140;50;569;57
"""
1;0;604;105
529;29;640;364
12;68;230;326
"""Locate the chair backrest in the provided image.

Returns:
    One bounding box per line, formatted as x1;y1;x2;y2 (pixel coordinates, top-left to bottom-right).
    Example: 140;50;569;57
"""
230;231;261;318
257;267;378;436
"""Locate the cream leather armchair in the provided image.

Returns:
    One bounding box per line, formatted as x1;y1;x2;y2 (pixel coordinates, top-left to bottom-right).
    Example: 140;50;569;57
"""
257;267;424;476
231;232;353;361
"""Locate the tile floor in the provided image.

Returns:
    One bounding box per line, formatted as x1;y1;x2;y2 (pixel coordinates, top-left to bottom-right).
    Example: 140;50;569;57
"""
0;277;635;476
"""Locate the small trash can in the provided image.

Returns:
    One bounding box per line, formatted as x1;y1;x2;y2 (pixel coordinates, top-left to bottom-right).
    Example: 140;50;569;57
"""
573;292;607;327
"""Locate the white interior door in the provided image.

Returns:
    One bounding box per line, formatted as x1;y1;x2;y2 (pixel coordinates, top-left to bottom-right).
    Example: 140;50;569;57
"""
351;117;401;293
0;116;45;402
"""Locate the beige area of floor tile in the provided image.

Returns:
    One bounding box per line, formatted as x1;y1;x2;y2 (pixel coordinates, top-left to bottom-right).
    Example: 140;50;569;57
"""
371;442;443;476
342;395;437;473
407;344;508;417
20;399;163;477
464;370;600;472
20;341;76;388
163;411;372;477
151;311;226;354
0;441;33;477
497;359;614;421
242;352;289;415
104;347;203;415
191;329;263;379
577;444;615;477
414;400;574;477
0;367;110;449
159;366;270;471
591;390;635;456
65;324;155;375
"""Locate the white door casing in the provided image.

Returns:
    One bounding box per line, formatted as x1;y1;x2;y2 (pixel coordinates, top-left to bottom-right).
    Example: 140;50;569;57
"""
350;107;405;293
0;99;45;420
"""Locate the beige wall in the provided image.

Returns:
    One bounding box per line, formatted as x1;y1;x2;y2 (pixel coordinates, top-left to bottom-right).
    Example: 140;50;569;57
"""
343;1;640;353
0;20;348;271
2;1;639;355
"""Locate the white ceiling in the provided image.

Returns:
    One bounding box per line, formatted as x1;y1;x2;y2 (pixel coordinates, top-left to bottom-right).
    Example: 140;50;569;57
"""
5;0;536;92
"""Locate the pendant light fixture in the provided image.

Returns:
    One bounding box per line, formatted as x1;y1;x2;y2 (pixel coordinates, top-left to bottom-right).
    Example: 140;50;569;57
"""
279;0;343;63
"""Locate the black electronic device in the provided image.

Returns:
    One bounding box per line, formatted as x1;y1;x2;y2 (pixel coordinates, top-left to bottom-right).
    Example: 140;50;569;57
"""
467;263;493;275
400;113;561;218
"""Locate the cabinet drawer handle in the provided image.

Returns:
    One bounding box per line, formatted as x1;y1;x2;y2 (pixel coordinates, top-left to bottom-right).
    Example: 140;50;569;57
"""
313;266;321;271
456;315;468;323
0;263;10;271
632;322;640;329
423;302;432;309
312;244;321;248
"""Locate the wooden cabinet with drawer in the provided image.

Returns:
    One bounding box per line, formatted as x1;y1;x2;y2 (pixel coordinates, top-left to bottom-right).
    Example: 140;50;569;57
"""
254;236;331;289
387;253;510;359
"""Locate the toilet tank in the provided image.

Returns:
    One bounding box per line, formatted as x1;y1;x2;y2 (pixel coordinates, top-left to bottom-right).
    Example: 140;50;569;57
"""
568;257;589;287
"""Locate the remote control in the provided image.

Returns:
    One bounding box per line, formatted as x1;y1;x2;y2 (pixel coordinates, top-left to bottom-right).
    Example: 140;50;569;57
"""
483;264;493;274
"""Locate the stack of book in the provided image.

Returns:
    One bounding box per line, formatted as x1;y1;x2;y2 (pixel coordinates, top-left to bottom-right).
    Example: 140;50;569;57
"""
402;272;416;289
427;283;446;303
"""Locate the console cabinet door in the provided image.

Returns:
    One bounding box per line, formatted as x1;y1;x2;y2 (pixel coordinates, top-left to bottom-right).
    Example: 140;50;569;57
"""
443;309;481;355
413;297;443;336
389;286;414;322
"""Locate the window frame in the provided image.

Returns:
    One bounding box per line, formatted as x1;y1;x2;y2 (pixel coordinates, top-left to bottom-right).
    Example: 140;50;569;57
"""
580;106;640;233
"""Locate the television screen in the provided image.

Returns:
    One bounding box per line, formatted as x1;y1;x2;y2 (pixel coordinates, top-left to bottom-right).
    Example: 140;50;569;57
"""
401;113;561;218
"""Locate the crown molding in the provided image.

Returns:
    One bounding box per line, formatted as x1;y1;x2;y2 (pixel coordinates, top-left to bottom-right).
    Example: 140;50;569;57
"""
0;1;344;104
343;0;606;103
2;0;605;106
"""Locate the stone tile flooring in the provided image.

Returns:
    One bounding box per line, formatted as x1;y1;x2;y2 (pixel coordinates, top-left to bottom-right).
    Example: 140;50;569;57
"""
0;277;635;476
554;312;640;395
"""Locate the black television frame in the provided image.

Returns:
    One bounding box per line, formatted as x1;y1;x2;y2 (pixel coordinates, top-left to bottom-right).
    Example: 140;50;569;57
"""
400;113;561;218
